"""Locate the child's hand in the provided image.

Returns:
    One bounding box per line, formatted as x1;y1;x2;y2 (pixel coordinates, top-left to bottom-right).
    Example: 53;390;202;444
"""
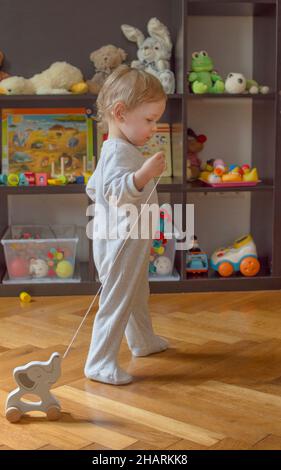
133;152;166;191
142;152;166;179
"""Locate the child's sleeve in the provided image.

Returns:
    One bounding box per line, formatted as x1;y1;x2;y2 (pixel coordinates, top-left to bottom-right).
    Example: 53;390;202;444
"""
85;172;96;202
102;145;144;207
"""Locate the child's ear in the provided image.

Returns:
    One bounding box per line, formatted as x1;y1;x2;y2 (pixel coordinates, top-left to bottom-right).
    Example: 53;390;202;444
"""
113;101;126;122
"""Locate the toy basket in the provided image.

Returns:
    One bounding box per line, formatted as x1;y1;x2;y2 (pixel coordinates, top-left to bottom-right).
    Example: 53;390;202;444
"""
1;225;80;283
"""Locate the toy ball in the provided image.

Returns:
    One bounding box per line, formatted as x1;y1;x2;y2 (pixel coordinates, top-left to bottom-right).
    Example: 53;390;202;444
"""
225;72;246;94
29;258;49;278
19;291;31;303
9;258;30;278
56;260;74;278
154;256;172;275
56;252;64;261
153;256;172;275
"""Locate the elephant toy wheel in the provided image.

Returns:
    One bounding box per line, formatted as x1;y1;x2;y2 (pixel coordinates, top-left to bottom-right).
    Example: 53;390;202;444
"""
218;261;234;277
6;406;22;423
240;257;260;277
46;405;61;421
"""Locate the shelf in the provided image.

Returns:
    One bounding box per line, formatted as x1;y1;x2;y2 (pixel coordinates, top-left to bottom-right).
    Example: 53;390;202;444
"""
186;92;276;100
0;184;88;195
157;177;185;192
0;94;96;109
184;179;274;192
0;262;95;296
0;177;186;195
0;93;182;108
187;0;276;17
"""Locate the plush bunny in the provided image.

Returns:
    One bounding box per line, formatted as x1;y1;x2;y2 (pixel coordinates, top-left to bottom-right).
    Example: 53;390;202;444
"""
121;17;175;94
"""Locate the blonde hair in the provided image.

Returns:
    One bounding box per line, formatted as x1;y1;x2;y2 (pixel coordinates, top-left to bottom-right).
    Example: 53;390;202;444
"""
96;65;167;124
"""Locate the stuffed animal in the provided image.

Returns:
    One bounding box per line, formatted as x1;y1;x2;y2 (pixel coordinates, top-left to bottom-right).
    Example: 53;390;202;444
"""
87;45;127;94
188;51;225;94
0;50;10;81
0;62;88;95
187;128;207;181
225;72;269;94
121;17;175;94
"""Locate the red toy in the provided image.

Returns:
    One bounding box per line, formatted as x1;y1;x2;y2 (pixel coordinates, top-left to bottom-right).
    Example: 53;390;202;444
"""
35;173;48;186
24;172;36;185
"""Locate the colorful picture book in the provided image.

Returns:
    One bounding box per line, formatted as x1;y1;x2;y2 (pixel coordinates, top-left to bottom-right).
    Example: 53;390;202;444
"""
97;122;173;177
1;108;94;176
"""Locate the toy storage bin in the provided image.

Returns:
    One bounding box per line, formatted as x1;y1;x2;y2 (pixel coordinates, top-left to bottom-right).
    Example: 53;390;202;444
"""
1;225;80;283
149;235;180;281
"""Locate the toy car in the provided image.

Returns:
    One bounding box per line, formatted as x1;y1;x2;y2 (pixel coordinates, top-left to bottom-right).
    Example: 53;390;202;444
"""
186;235;208;274
210;234;260;277
186;251;208;273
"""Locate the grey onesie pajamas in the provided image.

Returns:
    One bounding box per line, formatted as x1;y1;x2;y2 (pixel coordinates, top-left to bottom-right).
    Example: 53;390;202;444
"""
85;138;168;384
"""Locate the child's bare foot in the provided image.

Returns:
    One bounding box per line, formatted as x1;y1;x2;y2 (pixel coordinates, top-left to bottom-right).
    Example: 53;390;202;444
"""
131;336;169;357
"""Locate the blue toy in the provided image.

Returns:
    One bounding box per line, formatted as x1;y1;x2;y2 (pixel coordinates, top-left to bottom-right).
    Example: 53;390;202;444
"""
186;235;208;274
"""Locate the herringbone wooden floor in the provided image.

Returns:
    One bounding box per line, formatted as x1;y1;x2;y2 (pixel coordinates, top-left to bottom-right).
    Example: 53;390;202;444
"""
1;291;281;450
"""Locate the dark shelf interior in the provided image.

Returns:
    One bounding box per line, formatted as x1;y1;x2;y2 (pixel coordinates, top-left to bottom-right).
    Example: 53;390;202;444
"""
187;1;276;17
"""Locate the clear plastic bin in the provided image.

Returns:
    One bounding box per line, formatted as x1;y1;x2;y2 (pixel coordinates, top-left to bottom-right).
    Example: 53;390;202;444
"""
1;225;80;283
148;205;179;280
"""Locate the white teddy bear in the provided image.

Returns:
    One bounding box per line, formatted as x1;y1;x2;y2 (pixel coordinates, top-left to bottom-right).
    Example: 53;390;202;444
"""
0;62;88;95
121;17;175;94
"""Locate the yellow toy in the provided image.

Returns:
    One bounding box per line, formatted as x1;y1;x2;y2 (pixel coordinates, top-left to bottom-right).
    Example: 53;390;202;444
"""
7;173;19;186
200;159;260;186
19;291;31;303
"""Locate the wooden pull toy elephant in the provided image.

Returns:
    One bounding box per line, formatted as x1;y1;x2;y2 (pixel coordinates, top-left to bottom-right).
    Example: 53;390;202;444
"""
5;352;61;423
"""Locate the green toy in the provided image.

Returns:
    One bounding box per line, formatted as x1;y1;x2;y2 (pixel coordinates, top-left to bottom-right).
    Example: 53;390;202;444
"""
188;50;225;94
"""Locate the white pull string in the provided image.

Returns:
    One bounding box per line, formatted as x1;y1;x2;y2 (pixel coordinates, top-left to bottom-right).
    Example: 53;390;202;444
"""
63;174;163;359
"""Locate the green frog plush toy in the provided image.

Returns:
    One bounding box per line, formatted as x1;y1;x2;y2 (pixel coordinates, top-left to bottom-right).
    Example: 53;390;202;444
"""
188;51;225;94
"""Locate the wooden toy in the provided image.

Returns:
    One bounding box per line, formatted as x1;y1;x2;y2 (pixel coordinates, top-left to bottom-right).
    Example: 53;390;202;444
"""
35;173;48;186
47;178;63;185
7;173;19;186
0;174;8;185
24;172;36;185
76;176;85;184
19;173;29;186
5;352;61;423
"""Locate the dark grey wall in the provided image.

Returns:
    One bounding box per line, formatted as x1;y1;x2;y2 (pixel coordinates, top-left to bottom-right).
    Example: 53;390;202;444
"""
0;0;178;80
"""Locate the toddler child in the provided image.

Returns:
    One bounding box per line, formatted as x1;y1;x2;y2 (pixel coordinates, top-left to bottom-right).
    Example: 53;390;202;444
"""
85;65;169;385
